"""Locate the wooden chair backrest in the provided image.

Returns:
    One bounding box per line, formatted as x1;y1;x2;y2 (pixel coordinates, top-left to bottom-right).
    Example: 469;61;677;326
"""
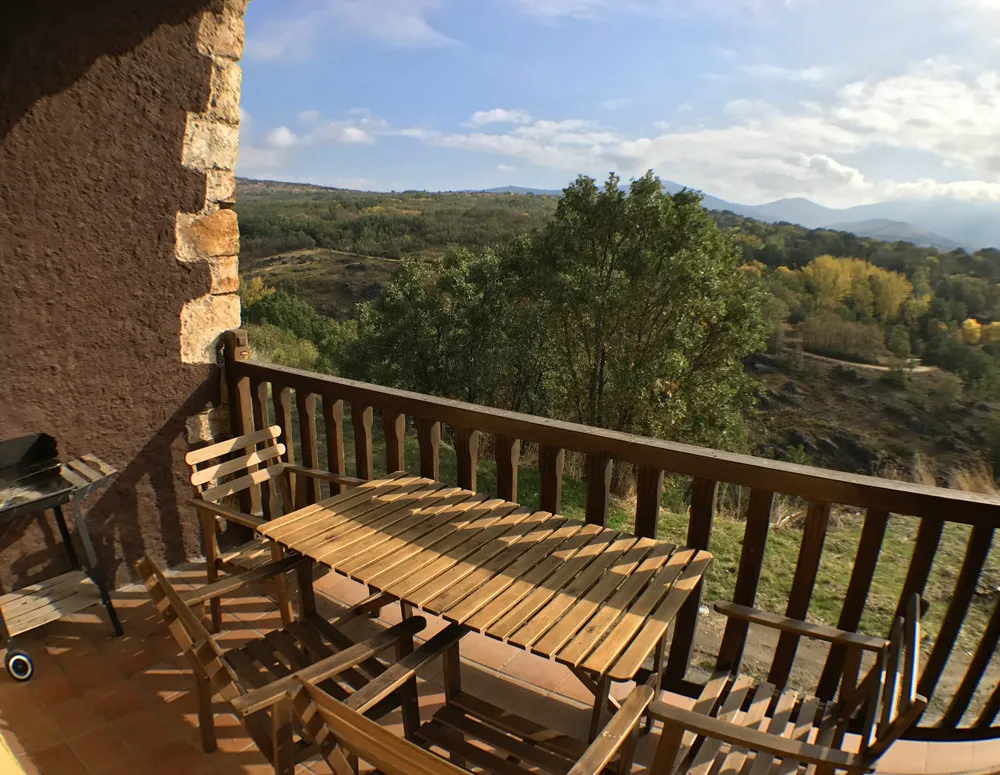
185;424;292;516
859;593;927;762
292;676;468;775
136;555;241;702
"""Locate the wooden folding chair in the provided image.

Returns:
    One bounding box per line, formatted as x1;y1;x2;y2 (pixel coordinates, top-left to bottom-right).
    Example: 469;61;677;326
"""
185;424;361;631
136;553;427;774
649;594;927;774
290;667;654;775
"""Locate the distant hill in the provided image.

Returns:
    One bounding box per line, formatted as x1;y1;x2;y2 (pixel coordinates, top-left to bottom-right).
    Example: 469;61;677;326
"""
477;186;563;196
826;218;961;251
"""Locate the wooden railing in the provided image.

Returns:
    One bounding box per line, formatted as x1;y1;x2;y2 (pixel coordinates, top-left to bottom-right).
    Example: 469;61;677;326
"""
222;330;1000;740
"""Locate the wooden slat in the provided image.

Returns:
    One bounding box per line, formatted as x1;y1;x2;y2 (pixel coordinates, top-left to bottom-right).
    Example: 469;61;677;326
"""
382;410;406;473
896;517;944;621
918;523;994;703
66;459;103;483
418;722;527;775
185;425;281;465
743;688;799;775
817;508;890;700
189;443;286;486
250;378;273;515
946;594;1000;726
464;524;605;632
531;538;657;659
555;541;676;667
417;418;441;480
200;462;286;504
710;682;776;775
495;434;520;503
351;403;374;480
297;391;320;503
443;520;584;624
3;572;102;637
608;551;713;681
489;528;619;639
717;488;773;673
322;396;346;495
686;675;755;775
634;466;664;539
454;427;479;491
538;445;565;514
666;476;717;681
768;499;831;689
585;451;613;526
79;454;115;477
881;617;904;730
507;535;639;649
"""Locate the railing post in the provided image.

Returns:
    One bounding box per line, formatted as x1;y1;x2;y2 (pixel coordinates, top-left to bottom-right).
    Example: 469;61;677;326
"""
351;403;374;480
383;411;406;474
455;427;479;491
539;446;565;514
417;418;441;480
666;477;717;681
634;466;664;538
495;435;520;503
585;452;613;526
322;397;345;495
222;330;256;516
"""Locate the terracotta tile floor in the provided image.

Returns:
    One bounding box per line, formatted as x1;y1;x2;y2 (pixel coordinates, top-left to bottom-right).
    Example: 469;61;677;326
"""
2;561;998;774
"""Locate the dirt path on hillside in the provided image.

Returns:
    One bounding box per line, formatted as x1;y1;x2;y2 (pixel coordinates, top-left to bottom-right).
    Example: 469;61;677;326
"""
800;351;935;374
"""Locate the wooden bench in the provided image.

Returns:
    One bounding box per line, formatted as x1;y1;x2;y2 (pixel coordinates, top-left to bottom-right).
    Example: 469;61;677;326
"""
649;594;926;774
137;553;430;774
185;425;362;631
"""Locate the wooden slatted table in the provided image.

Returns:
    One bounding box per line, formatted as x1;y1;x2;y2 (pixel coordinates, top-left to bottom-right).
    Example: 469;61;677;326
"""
259;473;712;739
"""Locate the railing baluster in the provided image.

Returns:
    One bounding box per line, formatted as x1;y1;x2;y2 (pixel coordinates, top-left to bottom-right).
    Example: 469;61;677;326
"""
976;657;1000;727
417;418;440;479
495;435;520;502
250;378;272;518
272;384;295;464
454;427;479;491
634;466;663;539
585;452;612;525
231;369;255;515
351;403;373;480
716;488;774;674
816;508;889;700
918;524;994;706
322;396;345;495
768;499;831;688
539;445;565;514
382;410;406;474
666;477;717;681
296;391;320;504
945;594;1000;727
896;517;945;620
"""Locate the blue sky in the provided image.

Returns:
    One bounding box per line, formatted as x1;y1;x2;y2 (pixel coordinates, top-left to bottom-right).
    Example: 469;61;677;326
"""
237;0;1000;207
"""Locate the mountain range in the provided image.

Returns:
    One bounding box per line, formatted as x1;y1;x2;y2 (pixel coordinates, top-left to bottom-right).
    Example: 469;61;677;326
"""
480;184;1000;251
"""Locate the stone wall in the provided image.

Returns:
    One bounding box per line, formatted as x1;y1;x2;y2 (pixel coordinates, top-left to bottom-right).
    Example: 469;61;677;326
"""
0;0;246;587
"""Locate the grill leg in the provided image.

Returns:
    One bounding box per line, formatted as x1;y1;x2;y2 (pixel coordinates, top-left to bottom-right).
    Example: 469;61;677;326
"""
71;499;124;637
52;506;80;568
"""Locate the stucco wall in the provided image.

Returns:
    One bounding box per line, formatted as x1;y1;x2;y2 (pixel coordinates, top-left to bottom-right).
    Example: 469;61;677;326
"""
0;0;244;587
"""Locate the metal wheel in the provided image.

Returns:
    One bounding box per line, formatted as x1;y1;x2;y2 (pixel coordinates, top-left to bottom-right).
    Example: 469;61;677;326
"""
5;650;33;682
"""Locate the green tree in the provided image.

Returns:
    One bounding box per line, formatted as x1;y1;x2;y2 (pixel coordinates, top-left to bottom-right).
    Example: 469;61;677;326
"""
517;171;768;450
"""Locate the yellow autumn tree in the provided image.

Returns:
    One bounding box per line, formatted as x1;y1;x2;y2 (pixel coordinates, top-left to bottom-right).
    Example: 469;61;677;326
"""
869;268;913;322
983;322;1000;344
961;318;983;345
801;255;852;310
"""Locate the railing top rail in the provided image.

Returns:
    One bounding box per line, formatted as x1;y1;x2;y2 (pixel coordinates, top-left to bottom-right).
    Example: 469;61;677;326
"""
231;357;1000;527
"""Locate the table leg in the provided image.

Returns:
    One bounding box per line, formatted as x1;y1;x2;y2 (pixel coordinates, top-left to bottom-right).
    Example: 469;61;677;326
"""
442;640;466;767
589;674;612;742
400;600;414;620
645;632;667;733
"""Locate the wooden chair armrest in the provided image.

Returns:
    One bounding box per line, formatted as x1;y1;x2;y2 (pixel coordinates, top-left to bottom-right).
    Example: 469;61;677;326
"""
648;701;860;770
713;601;888;652
230;616;428;716
567;686;654;775
284;465;366;488
345;624;467;715
191;498;266;530
181;555;307;607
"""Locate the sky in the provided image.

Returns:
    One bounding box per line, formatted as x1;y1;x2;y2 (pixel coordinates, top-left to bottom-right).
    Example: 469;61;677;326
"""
237;0;1000;208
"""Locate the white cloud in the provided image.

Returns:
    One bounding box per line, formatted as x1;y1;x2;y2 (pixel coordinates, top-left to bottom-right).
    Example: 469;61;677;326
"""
265;126;299;149
497;164;518;172
737;63;830;83
395;58;1000;207
246;0;456;61
677;101;695;113
470;108;532;125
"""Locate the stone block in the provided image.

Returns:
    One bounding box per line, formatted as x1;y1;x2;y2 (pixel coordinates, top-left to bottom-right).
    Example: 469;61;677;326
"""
183;117;239;171
176;209;239;259
207;255;239;294
206;170;236;204
180;293;241;364
186;406;232;444
197;0;247;60
208;59;242;124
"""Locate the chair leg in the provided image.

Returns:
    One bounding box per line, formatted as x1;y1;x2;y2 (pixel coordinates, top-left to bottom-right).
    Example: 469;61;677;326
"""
272;698;295;775
196;673;217;753
270;542;294;627
650;720;684;774
201;511;223;634
395;628;421;740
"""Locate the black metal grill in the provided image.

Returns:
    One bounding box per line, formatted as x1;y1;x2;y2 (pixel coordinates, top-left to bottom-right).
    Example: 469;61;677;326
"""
0;434;75;521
